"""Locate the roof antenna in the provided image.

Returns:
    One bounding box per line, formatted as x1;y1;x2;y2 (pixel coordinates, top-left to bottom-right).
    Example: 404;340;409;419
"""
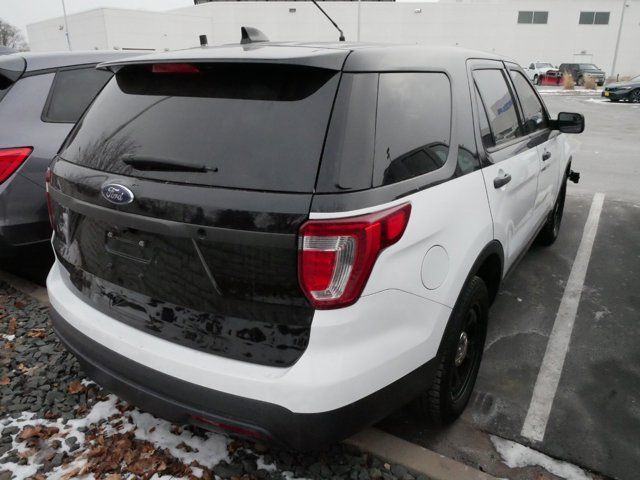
240;26;270;44
309;0;345;42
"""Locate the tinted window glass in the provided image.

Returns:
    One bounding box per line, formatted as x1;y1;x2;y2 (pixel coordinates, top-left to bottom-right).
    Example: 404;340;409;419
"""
473;69;521;146
43;67;113;123
60;63;339;192
518;11;533;23
0;84;11;103
475;86;494;149
579;11;595;24
594;12;610;24
533;11;548;24
510;70;547;134
317;73;378;192
373;73;451;186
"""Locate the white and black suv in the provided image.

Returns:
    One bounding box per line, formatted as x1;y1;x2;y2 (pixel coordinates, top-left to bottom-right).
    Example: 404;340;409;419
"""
46;41;584;450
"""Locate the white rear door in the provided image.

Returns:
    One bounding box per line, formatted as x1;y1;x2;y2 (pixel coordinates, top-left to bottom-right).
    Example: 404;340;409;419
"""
507;67;562;226
471;63;541;273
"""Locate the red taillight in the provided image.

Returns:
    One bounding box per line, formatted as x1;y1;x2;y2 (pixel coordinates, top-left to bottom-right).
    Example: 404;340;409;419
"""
151;63;200;74
0;147;33;184
45;168;54;228
298;203;411;309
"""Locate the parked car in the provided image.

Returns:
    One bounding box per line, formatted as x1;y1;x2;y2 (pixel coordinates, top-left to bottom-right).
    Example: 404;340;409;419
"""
0;51;137;256
602;74;640;102
525;61;556;84
559;62;606;86
46;40;584;450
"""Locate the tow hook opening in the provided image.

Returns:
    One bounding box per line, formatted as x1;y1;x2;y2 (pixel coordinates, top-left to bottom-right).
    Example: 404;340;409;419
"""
569;170;580;184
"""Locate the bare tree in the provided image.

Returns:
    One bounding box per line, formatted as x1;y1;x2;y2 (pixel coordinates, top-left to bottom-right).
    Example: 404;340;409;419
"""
0;18;29;51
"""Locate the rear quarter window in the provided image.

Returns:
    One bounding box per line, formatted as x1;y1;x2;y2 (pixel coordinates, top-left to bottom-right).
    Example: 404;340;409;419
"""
373;72;451;187
42;67;114;123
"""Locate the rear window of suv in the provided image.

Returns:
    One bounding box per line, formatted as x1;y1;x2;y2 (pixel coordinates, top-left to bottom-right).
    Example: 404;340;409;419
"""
59;63;340;193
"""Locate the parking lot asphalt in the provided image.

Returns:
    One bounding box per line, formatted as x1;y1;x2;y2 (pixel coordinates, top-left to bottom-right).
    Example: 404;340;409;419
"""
379;96;640;480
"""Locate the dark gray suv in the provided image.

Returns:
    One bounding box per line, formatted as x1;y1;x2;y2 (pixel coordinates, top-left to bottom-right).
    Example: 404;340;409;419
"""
0;51;136;255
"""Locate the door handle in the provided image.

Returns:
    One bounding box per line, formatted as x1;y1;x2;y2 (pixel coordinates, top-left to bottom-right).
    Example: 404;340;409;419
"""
542;151;552;161
493;172;512;189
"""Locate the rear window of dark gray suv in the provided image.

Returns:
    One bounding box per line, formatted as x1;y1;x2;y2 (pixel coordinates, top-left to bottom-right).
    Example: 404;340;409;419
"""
59;63;340;193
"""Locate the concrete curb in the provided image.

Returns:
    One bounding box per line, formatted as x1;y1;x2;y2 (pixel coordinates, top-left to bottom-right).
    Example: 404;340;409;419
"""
0;270;49;305
345;428;498;480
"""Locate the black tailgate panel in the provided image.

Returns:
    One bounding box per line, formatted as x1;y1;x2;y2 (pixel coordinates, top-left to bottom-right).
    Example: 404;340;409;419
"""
50;160;313;367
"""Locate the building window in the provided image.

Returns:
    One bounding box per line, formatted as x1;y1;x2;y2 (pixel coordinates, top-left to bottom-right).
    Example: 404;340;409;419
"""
579;11;610;25
518;11;548;24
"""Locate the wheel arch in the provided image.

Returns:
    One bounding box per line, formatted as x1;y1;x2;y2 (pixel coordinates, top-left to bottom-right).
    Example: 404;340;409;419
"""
468;240;504;305
435;240;503;358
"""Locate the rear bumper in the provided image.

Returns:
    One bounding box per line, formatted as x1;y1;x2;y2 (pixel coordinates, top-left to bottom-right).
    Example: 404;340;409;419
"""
47;261;448;448
51;306;436;449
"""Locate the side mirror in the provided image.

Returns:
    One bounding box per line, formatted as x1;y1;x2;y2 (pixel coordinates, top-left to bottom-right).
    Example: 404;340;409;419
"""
553;112;585;134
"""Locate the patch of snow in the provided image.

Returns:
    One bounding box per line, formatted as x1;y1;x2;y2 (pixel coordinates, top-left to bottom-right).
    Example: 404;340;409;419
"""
2;334;15;341
594;306;611;321
490;435;593;480
0;393;294;479
257;456;278;472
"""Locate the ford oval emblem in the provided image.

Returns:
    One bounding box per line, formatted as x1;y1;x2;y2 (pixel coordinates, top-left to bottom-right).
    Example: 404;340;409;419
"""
101;184;134;205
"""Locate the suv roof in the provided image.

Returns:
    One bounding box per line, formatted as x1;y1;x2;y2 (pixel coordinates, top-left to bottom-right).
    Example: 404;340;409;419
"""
99;42;508;73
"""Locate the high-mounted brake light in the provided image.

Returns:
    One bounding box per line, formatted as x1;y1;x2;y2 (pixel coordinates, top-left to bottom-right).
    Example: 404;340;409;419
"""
0;147;33;184
151;63;200;74
298;203;411;309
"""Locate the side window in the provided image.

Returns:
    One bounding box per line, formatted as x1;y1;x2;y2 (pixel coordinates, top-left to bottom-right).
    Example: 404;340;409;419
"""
42;67;113;123
473;69;522;147
373;72;451;187
510;70;547;134
475;86;494;149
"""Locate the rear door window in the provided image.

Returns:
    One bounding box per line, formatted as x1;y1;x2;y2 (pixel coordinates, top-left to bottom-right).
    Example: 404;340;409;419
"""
473;69;522;147
373;72;451;186
60;63;340;193
509;70;548;134
43;67;113;123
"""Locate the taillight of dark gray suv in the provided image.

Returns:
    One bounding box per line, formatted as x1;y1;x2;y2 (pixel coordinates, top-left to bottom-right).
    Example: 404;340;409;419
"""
46;42;584;449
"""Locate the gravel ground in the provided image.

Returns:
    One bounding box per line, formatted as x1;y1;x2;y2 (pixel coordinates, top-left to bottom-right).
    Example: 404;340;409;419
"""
0;280;429;480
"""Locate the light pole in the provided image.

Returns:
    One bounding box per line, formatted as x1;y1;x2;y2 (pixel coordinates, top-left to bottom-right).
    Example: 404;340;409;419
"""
610;0;628;78
61;0;72;51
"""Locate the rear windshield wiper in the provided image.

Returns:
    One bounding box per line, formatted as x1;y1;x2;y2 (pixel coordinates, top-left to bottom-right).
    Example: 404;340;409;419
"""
122;155;217;173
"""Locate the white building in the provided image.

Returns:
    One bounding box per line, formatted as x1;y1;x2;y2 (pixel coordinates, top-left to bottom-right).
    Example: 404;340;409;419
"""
27;0;640;76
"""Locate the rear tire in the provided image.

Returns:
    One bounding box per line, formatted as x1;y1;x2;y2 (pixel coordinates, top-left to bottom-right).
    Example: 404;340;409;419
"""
629;89;640;103
418;276;489;425
577;76;584;86
537;174;567;246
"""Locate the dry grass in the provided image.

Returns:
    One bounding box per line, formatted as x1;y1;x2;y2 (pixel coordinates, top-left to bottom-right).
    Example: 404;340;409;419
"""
563;73;575;90
583;76;597;90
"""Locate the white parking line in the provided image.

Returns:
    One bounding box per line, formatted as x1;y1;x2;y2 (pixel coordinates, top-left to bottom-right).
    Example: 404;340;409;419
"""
521;192;605;442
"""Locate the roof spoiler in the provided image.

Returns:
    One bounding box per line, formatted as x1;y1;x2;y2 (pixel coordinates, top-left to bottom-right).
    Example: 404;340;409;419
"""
240;26;269;45
0;56;26;89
